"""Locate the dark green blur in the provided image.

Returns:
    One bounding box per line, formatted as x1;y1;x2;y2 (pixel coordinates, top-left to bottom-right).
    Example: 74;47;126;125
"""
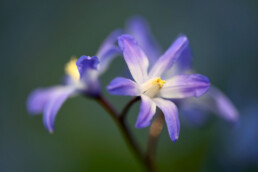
1;0;258;171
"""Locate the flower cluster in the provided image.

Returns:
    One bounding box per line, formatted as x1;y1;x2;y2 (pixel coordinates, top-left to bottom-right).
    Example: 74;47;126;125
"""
27;16;238;143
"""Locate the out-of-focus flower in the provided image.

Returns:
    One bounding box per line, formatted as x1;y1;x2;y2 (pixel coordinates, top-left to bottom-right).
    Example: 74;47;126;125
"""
126;16;238;124
27;30;122;132
226;105;258;165
208;104;258;171
107;34;210;142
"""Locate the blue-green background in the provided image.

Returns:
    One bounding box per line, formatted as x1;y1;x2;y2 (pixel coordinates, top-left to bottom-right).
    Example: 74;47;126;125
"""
1;0;258;171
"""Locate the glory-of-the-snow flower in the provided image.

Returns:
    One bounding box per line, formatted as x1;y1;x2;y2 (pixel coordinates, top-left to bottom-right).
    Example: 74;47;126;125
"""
27;30;122;132
126;16;238;125
107;34;210;142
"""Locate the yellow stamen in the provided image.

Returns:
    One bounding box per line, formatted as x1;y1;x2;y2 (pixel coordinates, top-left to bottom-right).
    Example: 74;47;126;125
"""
65;57;80;81
153;77;166;88
142;77;166;98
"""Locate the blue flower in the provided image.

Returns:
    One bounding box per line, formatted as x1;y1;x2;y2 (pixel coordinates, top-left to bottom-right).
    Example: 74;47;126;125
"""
107;34;210;142
126;16;238;124
27;29;122;132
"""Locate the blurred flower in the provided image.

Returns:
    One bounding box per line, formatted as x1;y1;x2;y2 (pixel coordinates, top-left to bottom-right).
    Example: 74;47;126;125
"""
209;104;258;171
126;16;238;125
225;105;258;166
27;30;122;132
107;34;210;142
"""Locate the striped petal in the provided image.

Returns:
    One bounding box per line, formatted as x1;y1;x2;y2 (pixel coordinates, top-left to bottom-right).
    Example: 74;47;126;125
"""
163;43;193;79
126;16;162;67
96;29;123;74
27;86;62;115
43;87;76;133
153;98;180;142
148;35;189;78
118;34;149;84
159;74;210;99
96;29;123;59
209;87;238;122
135;94;156;128
107;77;140;96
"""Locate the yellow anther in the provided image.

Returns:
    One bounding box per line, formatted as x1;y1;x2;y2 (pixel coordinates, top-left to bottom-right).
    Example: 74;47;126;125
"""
152;77;166;88
142;77;166;98
65;57;80;81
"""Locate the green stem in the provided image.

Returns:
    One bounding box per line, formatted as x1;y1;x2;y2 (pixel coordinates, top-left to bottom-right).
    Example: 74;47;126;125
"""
120;96;141;120
94;95;156;172
145;112;165;171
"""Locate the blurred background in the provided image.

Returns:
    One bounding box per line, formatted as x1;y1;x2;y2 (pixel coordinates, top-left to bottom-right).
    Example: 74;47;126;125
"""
1;0;258;171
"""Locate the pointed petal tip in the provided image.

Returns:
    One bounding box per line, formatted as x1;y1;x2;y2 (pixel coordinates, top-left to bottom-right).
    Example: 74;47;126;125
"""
177;34;188;40
174;34;189;47
44;121;54;133
223;107;239;124
171;136;179;143
169;128;179;142
42;87;75;135
44;123;54;133
118;34;136;49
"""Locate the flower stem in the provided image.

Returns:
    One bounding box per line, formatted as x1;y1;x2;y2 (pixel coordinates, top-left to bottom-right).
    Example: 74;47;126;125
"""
145;112;165;170
120;96;141;120
94;95;156;172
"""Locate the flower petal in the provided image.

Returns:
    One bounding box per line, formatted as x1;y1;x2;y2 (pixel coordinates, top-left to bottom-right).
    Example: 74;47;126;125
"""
43;87;76;132
107;77;140;96
202;86;238;122
153;98;180;142
210;87;238;122
76;55;99;78
76;55;100;95
159;74;210;99
126;16;162;66
27;86;61;114
178;86;238;123
135;95;156;128
179;100;209;126
96;29;123;74
96;29;123;59
118;34;149;84
98;47;121;74
148;35;189;78
162;43;193;79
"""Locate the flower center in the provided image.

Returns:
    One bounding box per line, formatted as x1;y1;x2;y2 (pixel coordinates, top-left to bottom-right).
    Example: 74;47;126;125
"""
141;77;166;98
65;58;80;81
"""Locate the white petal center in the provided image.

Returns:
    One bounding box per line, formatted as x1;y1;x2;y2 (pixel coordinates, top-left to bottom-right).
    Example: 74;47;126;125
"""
141;77;166;98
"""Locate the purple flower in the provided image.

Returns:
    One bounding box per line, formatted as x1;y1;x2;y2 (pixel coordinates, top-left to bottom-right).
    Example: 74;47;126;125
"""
27;30;122;132
107;34;210;142
179;87;239;125
126;16;238;124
